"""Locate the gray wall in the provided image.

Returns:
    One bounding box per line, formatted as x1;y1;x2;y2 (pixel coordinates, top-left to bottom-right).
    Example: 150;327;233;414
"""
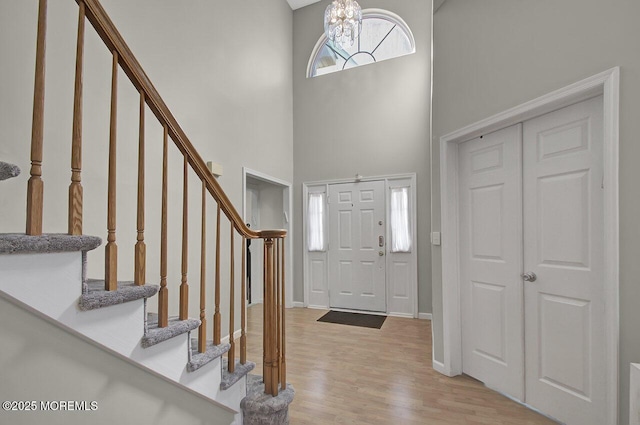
0;296;234;425
431;1;640;422
292;0;432;313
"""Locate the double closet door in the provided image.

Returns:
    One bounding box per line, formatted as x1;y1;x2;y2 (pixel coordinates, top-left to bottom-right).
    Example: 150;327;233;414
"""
459;96;606;425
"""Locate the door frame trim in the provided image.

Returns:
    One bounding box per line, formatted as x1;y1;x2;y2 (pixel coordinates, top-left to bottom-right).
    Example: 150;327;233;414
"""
438;67;619;424
242;167;293;308
302;173;418;317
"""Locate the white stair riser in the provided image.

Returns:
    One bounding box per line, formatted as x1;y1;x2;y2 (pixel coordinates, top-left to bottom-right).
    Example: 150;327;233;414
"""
0;251;244;424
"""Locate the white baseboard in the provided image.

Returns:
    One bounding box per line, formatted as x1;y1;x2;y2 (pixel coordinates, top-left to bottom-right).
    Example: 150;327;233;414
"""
292;302;305;308
418;312;432;320
388;312;413;319
221;329;243;345
632;363;640;425
432;358;446;374
330;307;386;316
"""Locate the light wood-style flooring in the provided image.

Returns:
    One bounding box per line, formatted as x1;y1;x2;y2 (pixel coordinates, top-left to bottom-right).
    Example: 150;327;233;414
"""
246;305;557;425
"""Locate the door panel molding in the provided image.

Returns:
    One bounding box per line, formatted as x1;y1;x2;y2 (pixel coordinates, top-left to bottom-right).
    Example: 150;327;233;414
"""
438;68;619;425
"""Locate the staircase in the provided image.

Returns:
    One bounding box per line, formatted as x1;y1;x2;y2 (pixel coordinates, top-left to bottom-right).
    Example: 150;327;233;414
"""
0;0;294;423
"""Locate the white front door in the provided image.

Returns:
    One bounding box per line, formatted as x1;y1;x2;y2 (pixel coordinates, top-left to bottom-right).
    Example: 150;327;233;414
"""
459;96;606;424
328;181;386;312
523;96;605;425
459;124;525;400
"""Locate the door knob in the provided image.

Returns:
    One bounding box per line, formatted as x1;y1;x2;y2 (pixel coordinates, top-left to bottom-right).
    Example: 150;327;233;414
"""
522;272;537;282
379;251;384;256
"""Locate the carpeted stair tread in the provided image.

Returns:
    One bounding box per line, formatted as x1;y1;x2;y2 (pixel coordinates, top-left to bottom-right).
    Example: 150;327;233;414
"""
0;161;20;181
187;339;231;372
241;374;295;423
78;279;159;311
0;234;101;254
141;313;200;348
220;358;256;390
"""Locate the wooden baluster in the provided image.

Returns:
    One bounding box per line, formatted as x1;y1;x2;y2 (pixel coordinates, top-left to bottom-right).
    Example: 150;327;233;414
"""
272;238;280;396
240;235;247;365
179;156;189;320
134;91;146;286
213;204;221;345
158;125;169;328
198;182;207;353
228;225;235;373
68;1;85;236
280;236;287;389
275;238;281;390
263;238;272;394
26;0;48;236
104;50;118;291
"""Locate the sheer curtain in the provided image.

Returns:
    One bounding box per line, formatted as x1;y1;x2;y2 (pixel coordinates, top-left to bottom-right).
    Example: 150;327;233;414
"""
390;187;412;252
307;193;325;251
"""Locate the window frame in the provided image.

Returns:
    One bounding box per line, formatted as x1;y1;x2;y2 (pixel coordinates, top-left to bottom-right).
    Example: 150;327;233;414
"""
306;8;416;78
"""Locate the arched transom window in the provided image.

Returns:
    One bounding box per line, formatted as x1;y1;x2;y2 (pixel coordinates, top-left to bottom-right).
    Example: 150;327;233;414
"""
307;9;415;78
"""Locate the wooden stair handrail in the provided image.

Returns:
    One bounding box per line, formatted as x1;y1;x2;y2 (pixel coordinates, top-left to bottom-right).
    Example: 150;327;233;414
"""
77;0;285;240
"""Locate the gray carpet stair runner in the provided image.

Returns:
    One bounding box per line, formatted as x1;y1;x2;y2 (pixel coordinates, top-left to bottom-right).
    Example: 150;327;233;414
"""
241;374;295;425
142;312;200;348
221;358;256;390
0;161;20;181
188;338;231;372
79;279;159;311
0;233;101;254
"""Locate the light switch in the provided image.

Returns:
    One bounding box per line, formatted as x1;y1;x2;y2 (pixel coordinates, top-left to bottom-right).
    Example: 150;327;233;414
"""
431;232;441;246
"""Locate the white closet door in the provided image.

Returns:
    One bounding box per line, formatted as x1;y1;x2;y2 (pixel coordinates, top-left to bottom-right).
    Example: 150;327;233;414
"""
523;96;605;425
459;124;524;400
328;181;386;312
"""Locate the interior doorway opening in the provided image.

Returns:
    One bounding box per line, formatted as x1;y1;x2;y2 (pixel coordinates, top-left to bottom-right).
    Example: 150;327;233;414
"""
242;168;293;308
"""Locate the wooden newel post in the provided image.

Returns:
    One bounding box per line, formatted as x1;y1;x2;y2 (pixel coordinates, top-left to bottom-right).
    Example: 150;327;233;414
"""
280;236;287;389
240;235;247;364
26;0;48;236
263;237;279;396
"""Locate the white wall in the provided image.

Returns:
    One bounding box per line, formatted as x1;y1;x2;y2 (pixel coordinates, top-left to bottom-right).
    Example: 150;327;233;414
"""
0;296;234;425
292;0;432;313
0;0;293;337
431;1;640;422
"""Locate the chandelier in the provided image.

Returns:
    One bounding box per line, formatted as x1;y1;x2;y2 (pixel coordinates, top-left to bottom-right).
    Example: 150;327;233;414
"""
324;0;363;47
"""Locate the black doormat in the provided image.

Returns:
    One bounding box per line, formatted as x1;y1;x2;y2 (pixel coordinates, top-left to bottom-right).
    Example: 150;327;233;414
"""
317;311;386;329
